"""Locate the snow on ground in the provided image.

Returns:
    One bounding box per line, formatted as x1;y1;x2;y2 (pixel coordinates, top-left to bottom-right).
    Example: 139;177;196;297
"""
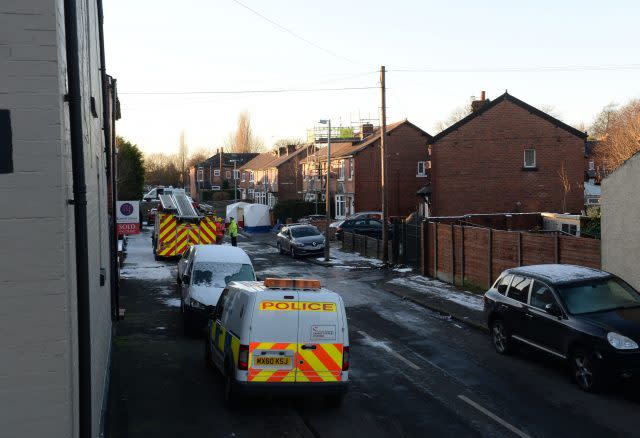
120;230;174;281
387;275;484;311
316;246;384;267
161;297;181;308
393;267;413;273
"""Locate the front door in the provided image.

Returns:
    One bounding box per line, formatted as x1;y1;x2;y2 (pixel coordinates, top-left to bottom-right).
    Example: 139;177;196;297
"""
295;292;344;383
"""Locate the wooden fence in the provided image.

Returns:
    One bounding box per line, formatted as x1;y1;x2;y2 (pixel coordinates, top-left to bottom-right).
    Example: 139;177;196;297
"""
422;222;601;289
342;232;393;262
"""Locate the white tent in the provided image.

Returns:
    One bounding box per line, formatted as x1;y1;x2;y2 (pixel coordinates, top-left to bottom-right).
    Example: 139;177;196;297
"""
225;202;271;232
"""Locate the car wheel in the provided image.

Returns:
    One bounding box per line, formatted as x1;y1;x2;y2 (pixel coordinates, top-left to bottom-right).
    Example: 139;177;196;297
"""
571;348;601;392
491;319;512;355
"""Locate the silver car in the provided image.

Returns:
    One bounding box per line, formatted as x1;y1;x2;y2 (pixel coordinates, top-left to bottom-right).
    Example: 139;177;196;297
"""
276;224;325;258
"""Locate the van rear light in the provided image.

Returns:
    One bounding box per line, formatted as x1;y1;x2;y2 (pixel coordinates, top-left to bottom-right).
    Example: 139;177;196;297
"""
238;345;249;370
342;346;350;371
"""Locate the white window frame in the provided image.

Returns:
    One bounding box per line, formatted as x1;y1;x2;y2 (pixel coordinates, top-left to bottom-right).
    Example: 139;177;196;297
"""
417;161;426;176
211;185;221;191
335;194;346;219
233;169;239;180
249;172;254;182
196;167;204;182
348;159;354;180
248;188;254;197
338;160;345;181
268;193;276;208
241;172;246;182
213;169;221;177
226;170;231;179
524;149;536;168
589;160;595;171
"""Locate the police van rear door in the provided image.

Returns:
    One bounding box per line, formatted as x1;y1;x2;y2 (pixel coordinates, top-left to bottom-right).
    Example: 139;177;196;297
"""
295;290;344;383
248;289;299;383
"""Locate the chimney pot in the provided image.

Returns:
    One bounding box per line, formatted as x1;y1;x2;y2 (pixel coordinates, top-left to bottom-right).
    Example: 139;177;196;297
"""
360;123;374;140
480;90;486;101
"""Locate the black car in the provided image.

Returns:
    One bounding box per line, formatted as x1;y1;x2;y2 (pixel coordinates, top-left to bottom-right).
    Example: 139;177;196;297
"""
276;224;325;258
335;218;384;241
484;264;640;391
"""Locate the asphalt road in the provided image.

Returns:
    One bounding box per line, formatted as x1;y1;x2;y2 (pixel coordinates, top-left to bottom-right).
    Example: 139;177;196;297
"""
108;229;640;438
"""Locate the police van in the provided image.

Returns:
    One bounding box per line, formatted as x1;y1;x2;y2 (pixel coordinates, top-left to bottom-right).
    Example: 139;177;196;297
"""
204;278;349;405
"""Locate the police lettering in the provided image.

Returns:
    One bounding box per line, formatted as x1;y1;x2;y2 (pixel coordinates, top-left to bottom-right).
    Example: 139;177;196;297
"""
260;301;336;312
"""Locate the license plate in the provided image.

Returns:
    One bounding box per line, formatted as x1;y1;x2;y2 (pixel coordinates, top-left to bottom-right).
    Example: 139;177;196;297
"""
253;355;292;369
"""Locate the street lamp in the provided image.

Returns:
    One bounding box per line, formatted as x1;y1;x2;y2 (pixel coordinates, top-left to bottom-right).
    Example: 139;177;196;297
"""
230;159;239;203
319;119;331;261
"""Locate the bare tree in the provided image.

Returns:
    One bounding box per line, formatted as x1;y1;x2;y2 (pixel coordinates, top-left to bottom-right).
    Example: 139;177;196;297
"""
178;130;188;187
433;104;472;132
590;103;618;140
592;99;640;172
144;152;181;187
558;162;571;212
187;147;212;168
224;111;264;153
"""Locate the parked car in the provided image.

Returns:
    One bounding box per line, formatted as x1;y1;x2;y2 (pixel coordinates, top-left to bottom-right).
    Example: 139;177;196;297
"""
180;245;256;335
335;218;391;241
276;224;325;258
329;211;382;230
484;264;640;392
176;245;194;285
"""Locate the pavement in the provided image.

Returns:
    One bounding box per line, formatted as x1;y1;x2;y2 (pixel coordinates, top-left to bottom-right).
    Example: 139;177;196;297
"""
108;228;640;438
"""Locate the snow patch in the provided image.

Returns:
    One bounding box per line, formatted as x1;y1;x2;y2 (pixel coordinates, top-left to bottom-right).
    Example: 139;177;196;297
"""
393;267;413;273
387;276;483;311
161;298;181;308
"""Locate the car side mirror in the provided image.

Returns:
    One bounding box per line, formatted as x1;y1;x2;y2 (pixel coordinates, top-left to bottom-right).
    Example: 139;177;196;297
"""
183;275;190;285
143;197;150;202
545;303;561;317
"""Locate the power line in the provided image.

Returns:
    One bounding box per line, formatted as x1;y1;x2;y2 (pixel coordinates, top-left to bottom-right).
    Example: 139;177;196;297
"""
119;86;378;96
391;64;640;73
230;0;364;66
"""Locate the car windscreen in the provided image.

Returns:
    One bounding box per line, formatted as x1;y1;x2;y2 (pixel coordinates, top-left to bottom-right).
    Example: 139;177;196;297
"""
290;226;321;238
557;278;640;315
192;262;255;287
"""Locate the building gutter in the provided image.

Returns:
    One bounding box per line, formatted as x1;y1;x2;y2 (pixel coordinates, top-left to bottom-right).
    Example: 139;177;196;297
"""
63;0;92;436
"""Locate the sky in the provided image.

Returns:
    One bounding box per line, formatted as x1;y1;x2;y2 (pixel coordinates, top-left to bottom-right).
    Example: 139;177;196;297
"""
104;0;640;155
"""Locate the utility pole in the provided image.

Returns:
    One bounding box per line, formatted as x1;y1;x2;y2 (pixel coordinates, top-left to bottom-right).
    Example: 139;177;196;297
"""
380;65;389;265
319;119;331;261
230;159;239;202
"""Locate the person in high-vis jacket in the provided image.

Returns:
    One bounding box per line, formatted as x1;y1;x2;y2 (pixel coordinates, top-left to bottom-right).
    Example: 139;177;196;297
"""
228;217;238;247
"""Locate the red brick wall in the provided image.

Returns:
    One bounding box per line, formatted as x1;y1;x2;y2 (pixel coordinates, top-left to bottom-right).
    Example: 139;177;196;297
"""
431;99;585;216
354;123;429;217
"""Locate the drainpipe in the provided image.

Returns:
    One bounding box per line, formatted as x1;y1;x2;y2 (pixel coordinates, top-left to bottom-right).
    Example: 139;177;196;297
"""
64;0;92;436
96;0;118;321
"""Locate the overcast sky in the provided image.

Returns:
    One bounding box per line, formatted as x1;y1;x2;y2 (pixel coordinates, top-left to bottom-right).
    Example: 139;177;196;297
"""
104;0;640;155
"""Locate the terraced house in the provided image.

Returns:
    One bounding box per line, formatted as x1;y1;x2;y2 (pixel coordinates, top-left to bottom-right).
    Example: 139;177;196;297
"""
188;148;259;201
302;121;432;219
239;144;316;207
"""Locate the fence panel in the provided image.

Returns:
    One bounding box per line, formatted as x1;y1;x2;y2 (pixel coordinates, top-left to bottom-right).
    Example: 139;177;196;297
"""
426;222;435;277
366;236;379;259
354;234;366;256
436;225;453;282
402;223;421;269
453;225;464;285
492;230;520;281
521;233;555;266
463;227;490;289
342;232;354;251
559;236;600;268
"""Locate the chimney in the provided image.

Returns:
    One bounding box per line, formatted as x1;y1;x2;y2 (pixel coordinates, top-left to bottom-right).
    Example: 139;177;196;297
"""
471;91;489;112
278;146;287;156
360;123;374;140
287;144;297;154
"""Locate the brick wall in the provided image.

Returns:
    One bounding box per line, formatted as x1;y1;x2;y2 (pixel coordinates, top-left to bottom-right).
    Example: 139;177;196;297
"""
431;98;585;216
0;1;112;437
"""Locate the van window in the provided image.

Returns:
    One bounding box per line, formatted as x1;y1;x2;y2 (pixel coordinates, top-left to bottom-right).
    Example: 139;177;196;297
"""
214;288;229;321
192;262;255;288
496;275;513;295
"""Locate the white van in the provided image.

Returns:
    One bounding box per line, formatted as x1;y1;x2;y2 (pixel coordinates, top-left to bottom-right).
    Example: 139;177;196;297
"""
204;278;350;405
180;245;256;335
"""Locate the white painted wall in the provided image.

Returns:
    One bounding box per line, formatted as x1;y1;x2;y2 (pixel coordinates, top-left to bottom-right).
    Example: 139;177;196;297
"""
602;152;640;291
0;1;112;436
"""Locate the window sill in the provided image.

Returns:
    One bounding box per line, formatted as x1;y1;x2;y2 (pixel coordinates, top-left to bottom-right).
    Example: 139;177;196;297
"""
522;166;538;171
416;174;427;177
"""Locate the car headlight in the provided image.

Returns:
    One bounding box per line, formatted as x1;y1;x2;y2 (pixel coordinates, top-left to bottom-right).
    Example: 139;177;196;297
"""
189;298;205;309
607;332;638;350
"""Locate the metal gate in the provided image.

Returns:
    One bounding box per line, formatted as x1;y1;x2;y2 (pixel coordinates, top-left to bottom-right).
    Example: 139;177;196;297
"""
401;221;421;269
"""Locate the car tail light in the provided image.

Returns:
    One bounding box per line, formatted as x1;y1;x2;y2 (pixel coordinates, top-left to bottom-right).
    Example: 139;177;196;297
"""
238;345;249;370
342;346;350;371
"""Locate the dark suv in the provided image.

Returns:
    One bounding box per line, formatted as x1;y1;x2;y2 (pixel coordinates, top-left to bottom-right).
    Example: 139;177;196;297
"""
484;264;640;392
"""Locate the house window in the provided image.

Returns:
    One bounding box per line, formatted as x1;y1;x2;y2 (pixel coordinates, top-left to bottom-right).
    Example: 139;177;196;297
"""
417;161;426;176
233;169;239;180
589;160;595;171
248;188;254;197
268;193;276;208
241;172;246;182
211;185;221;191
348;159;354;180
249;172;254;182
197;167;204;182
214;169;220;177
338;160;345;181
335;195;346;219
524;149;536;168
561;223;578;236
255;191;267;205
226;170;231;179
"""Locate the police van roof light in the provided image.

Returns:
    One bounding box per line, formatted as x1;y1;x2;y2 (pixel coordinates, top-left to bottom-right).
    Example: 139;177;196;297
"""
264;278;321;289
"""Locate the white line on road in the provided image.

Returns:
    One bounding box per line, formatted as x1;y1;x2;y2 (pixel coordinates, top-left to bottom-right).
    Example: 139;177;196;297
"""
357;330;421;370
458;395;532;438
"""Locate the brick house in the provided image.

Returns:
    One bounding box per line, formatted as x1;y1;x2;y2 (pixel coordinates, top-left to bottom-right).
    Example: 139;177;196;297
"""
238;144;316;207
188;148;259;201
427;92;587;217
302;120;432;219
